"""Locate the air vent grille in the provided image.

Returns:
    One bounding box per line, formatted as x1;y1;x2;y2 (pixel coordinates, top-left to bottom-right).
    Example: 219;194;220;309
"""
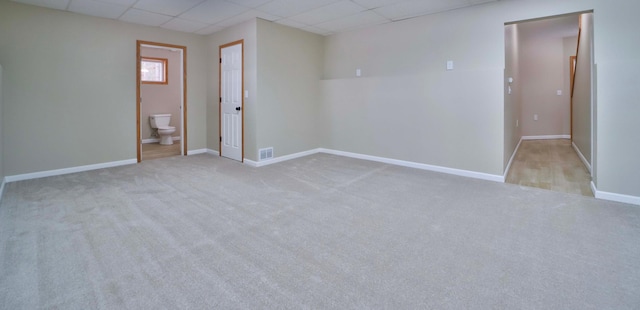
259;147;273;161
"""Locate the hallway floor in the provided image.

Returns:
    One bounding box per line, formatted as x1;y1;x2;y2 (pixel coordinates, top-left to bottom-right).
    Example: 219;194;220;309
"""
506;139;593;197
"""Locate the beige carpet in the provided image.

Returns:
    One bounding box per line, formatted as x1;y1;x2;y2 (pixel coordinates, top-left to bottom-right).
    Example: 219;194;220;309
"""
1;154;639;309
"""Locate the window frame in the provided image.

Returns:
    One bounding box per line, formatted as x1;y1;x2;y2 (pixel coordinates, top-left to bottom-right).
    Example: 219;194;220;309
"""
140;57;168;85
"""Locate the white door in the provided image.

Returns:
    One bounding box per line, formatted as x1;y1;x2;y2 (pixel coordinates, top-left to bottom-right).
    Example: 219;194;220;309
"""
220;42;243;161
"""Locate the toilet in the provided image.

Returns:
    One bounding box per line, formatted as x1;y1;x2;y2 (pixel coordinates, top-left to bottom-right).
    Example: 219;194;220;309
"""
149;114;176;145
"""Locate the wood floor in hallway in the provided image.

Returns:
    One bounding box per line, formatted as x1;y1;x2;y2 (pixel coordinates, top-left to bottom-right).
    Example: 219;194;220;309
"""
141;142;181;161
506;139;593;197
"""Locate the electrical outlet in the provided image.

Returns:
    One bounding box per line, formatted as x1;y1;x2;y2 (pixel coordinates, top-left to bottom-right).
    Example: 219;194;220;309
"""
516;119;519;127
534;114;538;121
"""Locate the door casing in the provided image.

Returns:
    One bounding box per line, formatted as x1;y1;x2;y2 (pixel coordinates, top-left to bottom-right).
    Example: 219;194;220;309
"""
219;40;244;161
136;40;188;162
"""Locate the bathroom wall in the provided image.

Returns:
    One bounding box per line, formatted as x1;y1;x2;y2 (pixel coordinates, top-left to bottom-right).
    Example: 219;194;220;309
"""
140;46;182;142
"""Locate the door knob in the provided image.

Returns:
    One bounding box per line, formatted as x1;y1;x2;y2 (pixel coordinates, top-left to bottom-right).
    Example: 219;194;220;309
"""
235;107;241;111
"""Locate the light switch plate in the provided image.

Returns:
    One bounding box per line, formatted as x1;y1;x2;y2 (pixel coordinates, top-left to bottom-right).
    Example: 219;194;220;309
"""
446;61;454;71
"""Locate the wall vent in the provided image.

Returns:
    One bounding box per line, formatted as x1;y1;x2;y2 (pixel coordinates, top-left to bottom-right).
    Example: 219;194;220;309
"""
259;147;273;161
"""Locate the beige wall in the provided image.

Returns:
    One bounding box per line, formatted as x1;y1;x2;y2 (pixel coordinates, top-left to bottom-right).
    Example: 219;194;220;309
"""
0;1;208;175
504;24;522;170
141;47;182;141
572;13;593;165
519;18;574;137
322;3;506;175
0;0;638;199
322;0;640;196
0;63;3;183
206;19;323;162
206;19;257;157
256;19;324;160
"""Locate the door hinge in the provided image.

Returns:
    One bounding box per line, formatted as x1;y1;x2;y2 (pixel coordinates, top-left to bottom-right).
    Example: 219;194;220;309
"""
220;58;222;63
220;136;222;142
219;97;222;103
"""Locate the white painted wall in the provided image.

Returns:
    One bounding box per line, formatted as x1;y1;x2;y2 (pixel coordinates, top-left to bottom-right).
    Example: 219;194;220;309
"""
0;1;208;176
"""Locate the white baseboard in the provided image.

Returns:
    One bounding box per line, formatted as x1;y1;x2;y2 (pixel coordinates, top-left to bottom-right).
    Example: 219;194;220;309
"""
186;149;207;155
244;149;321;168
503;137;523;180
5;159;138;183
591;181;640;206
318;148;504;182
206;149;220;156
572;142;592;173
0;177;5;203
142;137;181;144
522;135;571;140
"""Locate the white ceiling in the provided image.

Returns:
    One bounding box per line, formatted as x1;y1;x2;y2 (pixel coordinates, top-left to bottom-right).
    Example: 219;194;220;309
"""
11;0;498;36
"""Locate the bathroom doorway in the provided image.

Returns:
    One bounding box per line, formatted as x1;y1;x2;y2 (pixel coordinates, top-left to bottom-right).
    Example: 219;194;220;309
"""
136;40;187;162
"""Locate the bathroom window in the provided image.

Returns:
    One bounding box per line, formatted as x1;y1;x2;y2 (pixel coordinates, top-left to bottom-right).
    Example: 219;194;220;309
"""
141;57;167;84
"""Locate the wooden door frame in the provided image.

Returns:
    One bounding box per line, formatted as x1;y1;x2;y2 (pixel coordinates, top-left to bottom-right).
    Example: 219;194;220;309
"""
218;39;244;162
136;40;188;162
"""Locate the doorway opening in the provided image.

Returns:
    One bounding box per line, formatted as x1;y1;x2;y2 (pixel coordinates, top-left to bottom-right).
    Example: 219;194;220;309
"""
136;40;188;162
504;11;595;196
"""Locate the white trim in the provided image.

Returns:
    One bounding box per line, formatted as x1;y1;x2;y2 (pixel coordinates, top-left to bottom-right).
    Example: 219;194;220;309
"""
186;149;207;155
319;148;504;182
244;149;321;168
142;137;181;144
503;137;523;181
591;181;640;206
0;177;5;203
206;149;220;156
5;159;137;183
571;141;591;173
522;135;571;140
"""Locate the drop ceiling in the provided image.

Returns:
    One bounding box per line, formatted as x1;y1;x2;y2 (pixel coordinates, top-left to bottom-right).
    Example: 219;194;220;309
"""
11;0;498;36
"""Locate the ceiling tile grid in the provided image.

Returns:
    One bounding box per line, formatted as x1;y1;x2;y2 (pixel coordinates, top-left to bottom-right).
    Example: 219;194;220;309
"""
10;0;499;36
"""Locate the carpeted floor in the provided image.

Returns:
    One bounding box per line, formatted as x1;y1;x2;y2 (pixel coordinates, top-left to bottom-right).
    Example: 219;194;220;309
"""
1;154;639;309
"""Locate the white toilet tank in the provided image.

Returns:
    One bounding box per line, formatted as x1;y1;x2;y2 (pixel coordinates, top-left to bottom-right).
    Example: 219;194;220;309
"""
150;114;171;128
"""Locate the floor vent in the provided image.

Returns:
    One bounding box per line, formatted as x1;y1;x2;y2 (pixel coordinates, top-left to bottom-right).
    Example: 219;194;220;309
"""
259;147;274;161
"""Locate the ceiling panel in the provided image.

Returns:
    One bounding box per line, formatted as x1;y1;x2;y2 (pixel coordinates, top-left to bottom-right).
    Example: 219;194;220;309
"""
255;0;340;18
180;0;247;24
374;0;468;20
226;0;272;8
133;0;205;17
160;17;207;32
68;0;128;19
316;10;388;32
351;0;404;9
10;0;500;36
289;1;367;26
119;8;173;26
11;0;70;11
215;9;279;28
